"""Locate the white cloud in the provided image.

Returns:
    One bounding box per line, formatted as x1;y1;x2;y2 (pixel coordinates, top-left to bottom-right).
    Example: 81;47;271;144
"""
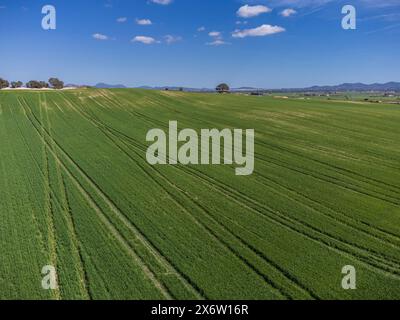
281;8;297;17
209;31;221;38
151;0;173;5
237;5;271;18
132;36;157;44
206;40;230;46
93;33;109;40
232;24;285;38
197;26;206;32
136;18;152;25
117;17;127;23
164;35;182;44
236;20;248;25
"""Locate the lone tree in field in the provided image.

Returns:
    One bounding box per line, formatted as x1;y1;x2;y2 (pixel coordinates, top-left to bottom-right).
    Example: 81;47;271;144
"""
216;83;230;94
49;78;64;89
11;81;23;88
0;78;10;89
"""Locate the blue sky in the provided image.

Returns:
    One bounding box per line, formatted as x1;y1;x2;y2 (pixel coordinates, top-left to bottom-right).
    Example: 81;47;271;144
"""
0;0;399;88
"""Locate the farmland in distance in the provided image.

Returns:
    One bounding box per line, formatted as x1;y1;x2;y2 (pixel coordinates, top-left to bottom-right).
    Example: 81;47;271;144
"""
0;88;399;299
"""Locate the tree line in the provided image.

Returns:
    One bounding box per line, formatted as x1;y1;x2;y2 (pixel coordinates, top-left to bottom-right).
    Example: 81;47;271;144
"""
0;78;64;90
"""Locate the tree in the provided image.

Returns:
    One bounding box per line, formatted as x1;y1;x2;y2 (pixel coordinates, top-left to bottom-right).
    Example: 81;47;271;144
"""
39;81;49;88
216;83;230;94
0;78;10;89
49;78;64;89
26;81;39;88
11;81;23;88
26;80;48;89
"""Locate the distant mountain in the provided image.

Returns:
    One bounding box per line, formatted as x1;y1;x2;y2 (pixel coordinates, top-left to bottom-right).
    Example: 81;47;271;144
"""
65;83;91;88
95;83;127;89
137;86;213;92
233;87;260;91
137;82;400;93
286;82;400;92
66;82;400;92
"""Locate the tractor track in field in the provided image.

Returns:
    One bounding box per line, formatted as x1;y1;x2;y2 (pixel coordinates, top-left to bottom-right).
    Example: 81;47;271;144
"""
69;94;326;299
20;98;174;300
60;175;92;299
254;140;400;194
96;94;400;246
16;98;161;300
105;93;400;203
254;151;400;206
117;103;400;247
256;119;400;173
176;166;400;277
108;90;400;189
253;171;400;249
64;93;300;299
256;139;400;194
146;109;400;203
251;173;400;270
21;96;204;300
298;116;400;147
69;100;315;300
74;96;400;279
16;98;94;299
38;94;61;300
290;142;400;173
43;97;91;299
253;164;400;243
133;98;400;200
9;103;48;259
58;94;210;300
92;95;400;253
3;89;400;299
101;122;400;278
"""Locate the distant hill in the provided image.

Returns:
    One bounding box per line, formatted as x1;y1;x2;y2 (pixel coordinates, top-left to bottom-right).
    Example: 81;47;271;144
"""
62;82;400;92
137;82;400;93
286;82;400;92
137;86;213;92
95;83;127;89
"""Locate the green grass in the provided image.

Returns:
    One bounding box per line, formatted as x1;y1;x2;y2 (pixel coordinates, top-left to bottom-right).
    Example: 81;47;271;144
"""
0;88;399;300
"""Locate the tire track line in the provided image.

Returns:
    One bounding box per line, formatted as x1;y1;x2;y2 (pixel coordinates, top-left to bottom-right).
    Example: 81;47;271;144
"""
106;92;400;201
252;172;400;269
44;96;91;299
254;170;400;248
73;103;312;300
25;95;204;300
89;93;400;271
111;128;400;278
10;101;48;258
20;98;175;300
39;94;61;300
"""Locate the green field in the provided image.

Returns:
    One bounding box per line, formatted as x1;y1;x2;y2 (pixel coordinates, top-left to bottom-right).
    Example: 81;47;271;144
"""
0;89;399;300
